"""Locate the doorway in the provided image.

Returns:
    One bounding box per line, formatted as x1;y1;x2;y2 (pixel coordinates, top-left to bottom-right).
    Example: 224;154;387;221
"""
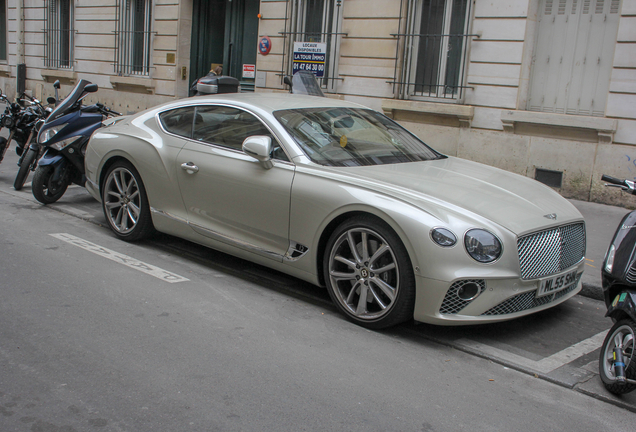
190;0;259;91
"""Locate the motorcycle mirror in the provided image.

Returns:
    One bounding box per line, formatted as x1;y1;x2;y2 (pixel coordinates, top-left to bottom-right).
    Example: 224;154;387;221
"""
283;76;293;90
85;84;99;93
54;80;61;89
47;96;56;104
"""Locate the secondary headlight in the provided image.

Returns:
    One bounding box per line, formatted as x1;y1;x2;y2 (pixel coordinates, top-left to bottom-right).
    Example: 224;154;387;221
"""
604;244;615;273
464;229;502;263
430;228;457;247
38;123;68;144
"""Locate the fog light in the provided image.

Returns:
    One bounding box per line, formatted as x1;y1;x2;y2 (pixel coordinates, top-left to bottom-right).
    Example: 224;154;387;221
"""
457;282;481;301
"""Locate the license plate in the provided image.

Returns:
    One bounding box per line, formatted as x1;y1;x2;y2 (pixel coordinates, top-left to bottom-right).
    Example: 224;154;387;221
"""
538;270;578;297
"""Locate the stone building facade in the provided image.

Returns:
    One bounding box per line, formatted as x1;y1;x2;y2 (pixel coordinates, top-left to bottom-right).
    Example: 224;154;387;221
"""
1;0;634;206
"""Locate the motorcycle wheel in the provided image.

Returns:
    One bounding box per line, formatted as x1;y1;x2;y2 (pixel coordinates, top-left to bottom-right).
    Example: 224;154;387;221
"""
14;147;37;190
32;165;69;204
0;137;7;164
599;319;636;394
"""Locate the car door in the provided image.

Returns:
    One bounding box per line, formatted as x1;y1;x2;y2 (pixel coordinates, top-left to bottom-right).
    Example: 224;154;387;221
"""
175;105;295;262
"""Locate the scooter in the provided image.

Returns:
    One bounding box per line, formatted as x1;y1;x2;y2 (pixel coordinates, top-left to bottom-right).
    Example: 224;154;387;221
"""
598;174;636;394
32;79;120;204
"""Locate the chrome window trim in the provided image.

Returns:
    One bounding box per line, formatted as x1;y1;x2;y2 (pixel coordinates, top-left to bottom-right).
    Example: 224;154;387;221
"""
154;103;294;164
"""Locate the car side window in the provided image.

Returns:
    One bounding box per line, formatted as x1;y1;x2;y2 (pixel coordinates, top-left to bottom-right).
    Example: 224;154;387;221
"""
192;106;289;162
158;107;196;138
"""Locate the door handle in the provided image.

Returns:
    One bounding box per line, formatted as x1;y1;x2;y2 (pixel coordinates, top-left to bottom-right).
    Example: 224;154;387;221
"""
181;162;199;174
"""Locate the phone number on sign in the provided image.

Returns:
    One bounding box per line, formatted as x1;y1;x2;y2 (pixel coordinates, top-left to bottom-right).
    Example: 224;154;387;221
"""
293;62;325;76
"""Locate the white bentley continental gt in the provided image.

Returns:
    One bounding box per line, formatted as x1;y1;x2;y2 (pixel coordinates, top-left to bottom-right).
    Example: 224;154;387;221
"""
84;93;586;329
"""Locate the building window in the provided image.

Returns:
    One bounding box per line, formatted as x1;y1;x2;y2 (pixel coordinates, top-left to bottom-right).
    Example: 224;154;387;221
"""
115;0;153;76
396;0;472;100
45;0;74;69
284;0;344;92
527;0;621;116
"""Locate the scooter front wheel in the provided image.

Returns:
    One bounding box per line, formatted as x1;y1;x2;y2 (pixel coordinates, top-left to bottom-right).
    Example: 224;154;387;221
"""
599;319;636;394
14;147;37;190
0;137;8;164
32;165;69;204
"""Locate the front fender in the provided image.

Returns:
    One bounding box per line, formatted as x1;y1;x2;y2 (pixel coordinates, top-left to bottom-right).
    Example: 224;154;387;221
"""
38;150;64;167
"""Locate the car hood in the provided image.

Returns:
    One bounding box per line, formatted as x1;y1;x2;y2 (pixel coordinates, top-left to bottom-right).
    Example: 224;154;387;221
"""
330;156;582;235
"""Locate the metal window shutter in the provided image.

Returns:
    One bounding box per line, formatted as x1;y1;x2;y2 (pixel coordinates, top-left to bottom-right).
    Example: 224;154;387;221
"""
527;0;621;116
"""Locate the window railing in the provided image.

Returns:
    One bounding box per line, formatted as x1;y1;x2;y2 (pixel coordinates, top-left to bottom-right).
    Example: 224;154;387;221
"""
389;32;478;101
113;0;153;76
44;0;73;69
278;0;345;92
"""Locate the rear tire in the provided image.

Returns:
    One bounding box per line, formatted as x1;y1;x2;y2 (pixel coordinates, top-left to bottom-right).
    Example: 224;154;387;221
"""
14;147;37;190
102;160;155;241
599;319;636;394
32;165;69;204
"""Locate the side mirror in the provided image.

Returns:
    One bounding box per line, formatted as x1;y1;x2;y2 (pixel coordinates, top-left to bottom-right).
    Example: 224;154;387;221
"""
242;135;273;169
283;76;293;92
47;96;56;104
54;80;61;89
85;83;99;93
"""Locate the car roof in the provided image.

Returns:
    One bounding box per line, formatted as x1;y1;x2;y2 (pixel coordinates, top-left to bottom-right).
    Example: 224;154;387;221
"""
157;92;368;115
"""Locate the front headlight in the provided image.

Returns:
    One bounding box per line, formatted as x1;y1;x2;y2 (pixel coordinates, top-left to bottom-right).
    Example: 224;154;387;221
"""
38;123;68;144
464;229;502;263
604;244;615;273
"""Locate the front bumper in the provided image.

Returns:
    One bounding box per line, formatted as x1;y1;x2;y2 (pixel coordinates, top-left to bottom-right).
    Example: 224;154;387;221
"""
413;260;585;325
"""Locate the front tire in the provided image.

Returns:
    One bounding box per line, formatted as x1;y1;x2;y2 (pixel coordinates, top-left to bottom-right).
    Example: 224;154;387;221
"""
14;147;37;190
32;165;69;204
324;216;415;329
0;137;8;164
102;160;154;241
599;319;636;394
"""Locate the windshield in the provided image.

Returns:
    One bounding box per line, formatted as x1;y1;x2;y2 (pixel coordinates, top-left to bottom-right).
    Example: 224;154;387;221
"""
47;79;92;122
273;107;444;167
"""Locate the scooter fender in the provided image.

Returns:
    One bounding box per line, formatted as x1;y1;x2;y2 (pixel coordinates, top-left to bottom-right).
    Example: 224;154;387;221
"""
38;150;68;183
606;290;636;322
38;151;64;167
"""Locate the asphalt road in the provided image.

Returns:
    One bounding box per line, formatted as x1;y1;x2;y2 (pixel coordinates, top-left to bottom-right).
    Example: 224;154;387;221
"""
1;149;635;431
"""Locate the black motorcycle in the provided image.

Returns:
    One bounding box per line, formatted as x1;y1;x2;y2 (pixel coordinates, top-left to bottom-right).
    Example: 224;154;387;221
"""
32;79;120;204
12;95;51;190
598;174;636;394
0;92;47;166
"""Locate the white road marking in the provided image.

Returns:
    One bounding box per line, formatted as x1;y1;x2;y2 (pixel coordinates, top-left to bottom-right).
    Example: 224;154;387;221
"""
50;233;189;283
456;330;608;374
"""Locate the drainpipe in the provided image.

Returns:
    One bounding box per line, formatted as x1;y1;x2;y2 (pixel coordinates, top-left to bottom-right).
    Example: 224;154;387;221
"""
16;0;26;95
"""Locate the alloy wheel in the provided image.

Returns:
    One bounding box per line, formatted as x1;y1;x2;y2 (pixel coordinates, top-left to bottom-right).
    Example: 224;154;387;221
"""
328;227;400;321
104;167;142;234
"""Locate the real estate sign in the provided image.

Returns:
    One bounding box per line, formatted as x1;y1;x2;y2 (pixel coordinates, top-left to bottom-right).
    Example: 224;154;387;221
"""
292;42;326;77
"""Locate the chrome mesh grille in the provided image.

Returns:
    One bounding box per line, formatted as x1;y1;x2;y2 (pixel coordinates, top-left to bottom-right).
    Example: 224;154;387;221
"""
439;280;486;315
517;223;586;280
481;274;581;316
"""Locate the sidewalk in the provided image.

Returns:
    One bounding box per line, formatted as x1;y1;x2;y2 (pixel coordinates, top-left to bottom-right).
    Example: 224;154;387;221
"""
570;199;630;301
